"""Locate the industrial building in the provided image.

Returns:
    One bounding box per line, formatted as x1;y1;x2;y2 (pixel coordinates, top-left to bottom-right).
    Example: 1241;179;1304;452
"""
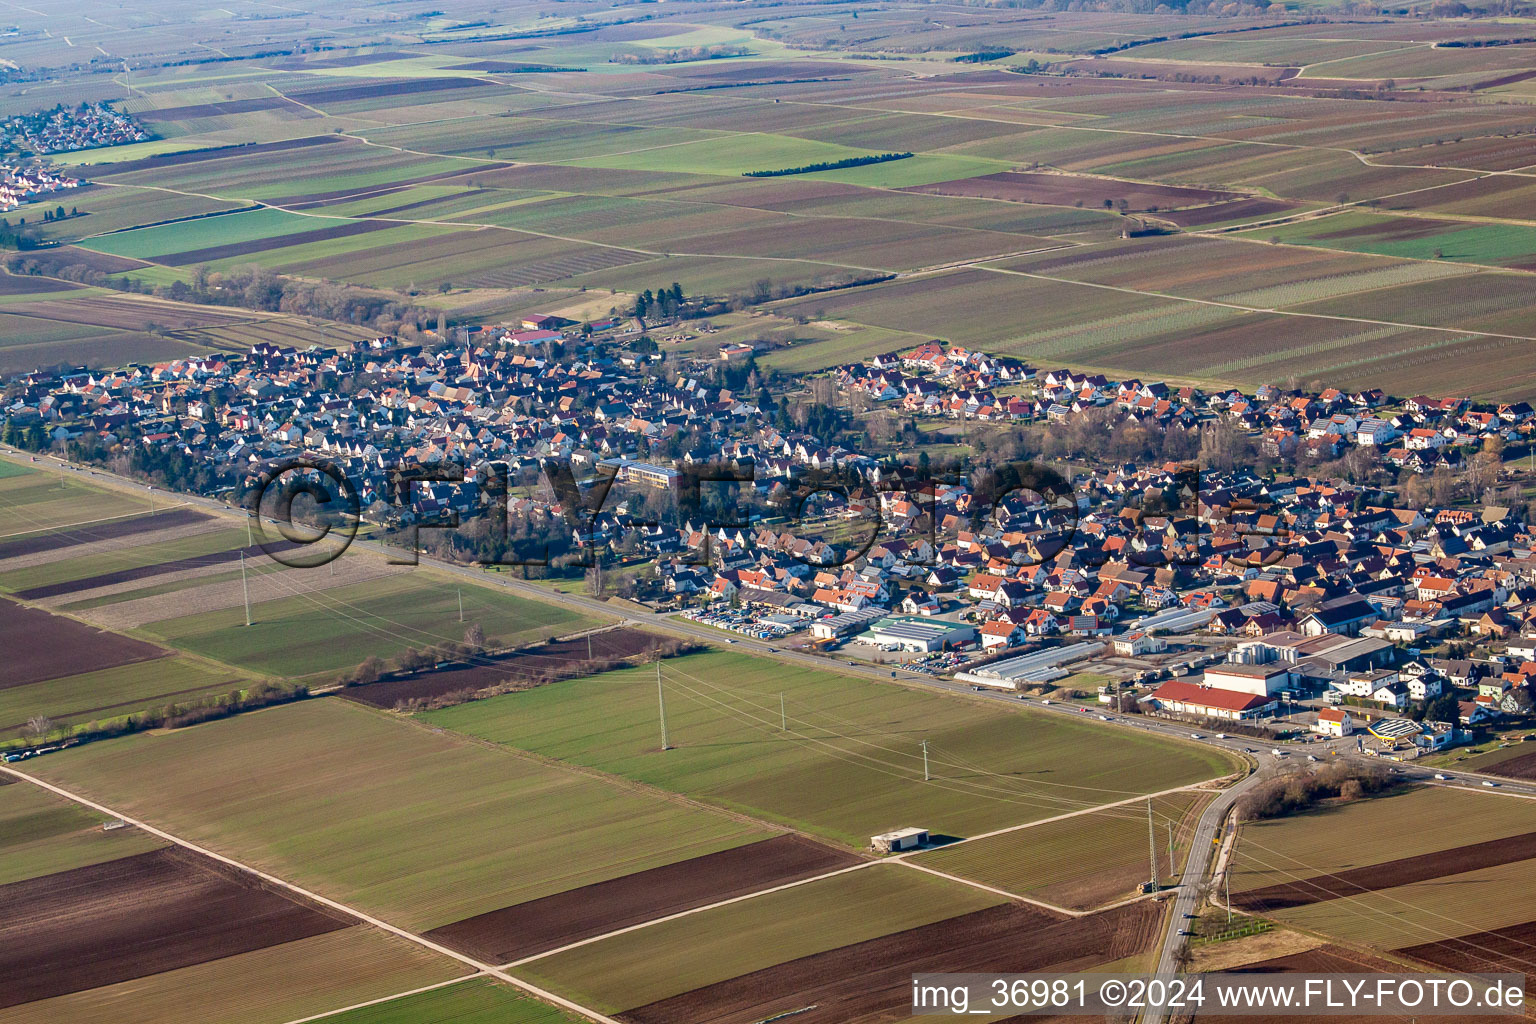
862;616;976;653
1146;679;1278;720
955;641;1105;689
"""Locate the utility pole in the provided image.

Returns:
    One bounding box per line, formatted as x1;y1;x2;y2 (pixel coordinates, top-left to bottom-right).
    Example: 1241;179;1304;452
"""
587;632;593;660
1226;864;1232;926
457;589;463;623
922;739;930;781
780;693;787;731
1167;819;1175;878
657;661;670;751
246;514;253;548
1146;798;1159;891
240;551;252;627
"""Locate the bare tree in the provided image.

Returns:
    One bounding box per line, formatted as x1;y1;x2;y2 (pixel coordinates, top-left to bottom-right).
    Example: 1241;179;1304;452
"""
585;560;607;598
464;622;486;651
21;715;54;744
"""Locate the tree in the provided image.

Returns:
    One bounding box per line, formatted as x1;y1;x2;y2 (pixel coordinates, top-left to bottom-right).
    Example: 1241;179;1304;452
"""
464;622;486;651
1425;694;1460;727
585;560;607;598
20;715;54;744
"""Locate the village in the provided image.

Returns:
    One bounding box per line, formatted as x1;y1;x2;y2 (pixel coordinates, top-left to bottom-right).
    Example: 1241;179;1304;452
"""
0;101;148;155
0;160;77;214
6;314;1536;763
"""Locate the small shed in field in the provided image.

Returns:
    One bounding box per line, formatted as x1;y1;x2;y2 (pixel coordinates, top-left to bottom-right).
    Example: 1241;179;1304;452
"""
870;827;929;853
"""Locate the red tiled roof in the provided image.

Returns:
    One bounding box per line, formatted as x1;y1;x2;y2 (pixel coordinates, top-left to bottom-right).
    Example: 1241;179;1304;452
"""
1152;680;1274;713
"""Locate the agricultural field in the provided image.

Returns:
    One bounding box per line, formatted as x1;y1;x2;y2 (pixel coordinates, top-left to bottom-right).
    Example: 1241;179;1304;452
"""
11;4;1536;1020
22;698;773;931
516;865;1003;1013
0;781;166;886
421;649;1237;847
0;928;467;1024
918;789;1212;910
310;980;582;1024
139;569;598;679
2;12;1529;395
1229;785;1536;975
1236;211;1536;269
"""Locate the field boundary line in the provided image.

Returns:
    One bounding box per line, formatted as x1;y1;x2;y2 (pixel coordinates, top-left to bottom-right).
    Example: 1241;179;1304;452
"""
0;502;187;540
904;781;1222;850
0;764;625;1024
891;858;1083;917
276;974;486;1024
500;859;880;969
977;262;1536;342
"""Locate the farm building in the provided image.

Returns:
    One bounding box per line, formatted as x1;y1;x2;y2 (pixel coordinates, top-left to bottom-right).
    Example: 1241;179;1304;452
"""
1146;679;1278;721
870;827;929;853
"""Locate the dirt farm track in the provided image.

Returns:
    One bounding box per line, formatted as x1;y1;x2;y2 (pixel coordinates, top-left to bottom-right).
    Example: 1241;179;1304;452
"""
428;835;861;964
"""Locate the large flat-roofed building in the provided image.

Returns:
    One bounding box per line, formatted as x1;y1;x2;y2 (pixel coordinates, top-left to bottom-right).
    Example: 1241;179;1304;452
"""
810;606;886;640
863;616;976;653
1235;631;1393;676
1202;662;1293;697
596;457;680;492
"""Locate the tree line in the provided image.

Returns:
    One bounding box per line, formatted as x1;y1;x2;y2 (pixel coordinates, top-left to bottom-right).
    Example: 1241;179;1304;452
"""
743;152;912;178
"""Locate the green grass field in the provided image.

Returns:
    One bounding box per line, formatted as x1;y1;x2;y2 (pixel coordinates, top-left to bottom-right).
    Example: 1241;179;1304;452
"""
0;471;148;535
1238;211;1536;268
139;571;599;678
518;864;1000;1013
422;650;1237;847
23;698;769;931
0;656;248;735
77;207;321;260
312;979;580;1024
0;779;167;885
0;525;246;595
